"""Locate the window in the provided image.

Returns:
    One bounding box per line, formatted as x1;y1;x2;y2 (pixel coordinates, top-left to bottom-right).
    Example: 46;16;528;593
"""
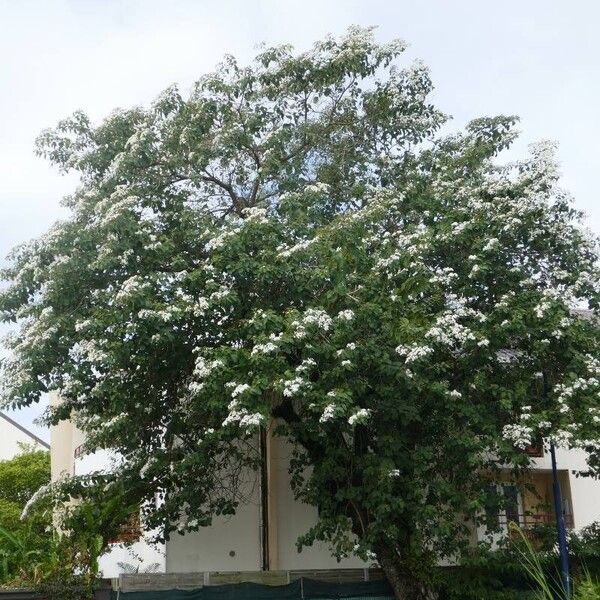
484;483;522;532
502;484;520;526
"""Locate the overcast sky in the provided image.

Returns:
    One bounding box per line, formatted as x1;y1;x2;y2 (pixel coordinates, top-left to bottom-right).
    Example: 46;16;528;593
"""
1;0;598;440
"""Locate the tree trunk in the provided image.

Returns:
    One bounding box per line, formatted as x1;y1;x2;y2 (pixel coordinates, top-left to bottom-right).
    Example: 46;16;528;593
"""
374;544;437;600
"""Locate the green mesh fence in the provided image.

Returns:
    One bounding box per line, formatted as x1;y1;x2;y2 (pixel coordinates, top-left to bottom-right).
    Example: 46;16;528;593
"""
110;579;394;600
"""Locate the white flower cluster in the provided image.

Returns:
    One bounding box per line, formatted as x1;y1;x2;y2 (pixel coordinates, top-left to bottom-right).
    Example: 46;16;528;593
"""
336;342;357;356
428;267;458;286
70;339;109;364
251;342;278;355
74;318;92;333
14;314;58;352
451;221;469;235
302;308;333;330
241;206;269;224
222;399;264;429
283;376;309;397
483;238;500;252
97;194;139;228
209;287;231;302
115;275;150;302
495;291;516;310
395;344;433;364
192;356;224;380
296;358;316;373
277;238;315;258
319;403;340;423
534;300;551;318
553;368;600;415
230;383;251;398
425;303;477;349
502;423;533;450
348;408;371;426
193;297;209;317
139;456;158;479
205;227;240;252
548;429;574;448
292;308;333;339
304;182;330;194
468;264;481;279
21;483;53;520
589;406;600;425
375;227;428;272
336;309;355;321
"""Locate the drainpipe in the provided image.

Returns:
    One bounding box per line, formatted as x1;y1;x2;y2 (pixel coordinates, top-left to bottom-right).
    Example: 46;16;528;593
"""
259;426;270;570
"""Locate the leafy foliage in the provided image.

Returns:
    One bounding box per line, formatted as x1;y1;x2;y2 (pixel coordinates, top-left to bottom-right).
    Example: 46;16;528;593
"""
1;26;599;598
0;446;50;505
571;522;600;561
0;447;51;584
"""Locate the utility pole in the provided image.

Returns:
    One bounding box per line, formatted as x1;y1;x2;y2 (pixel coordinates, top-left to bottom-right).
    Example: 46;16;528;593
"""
550;443;571;598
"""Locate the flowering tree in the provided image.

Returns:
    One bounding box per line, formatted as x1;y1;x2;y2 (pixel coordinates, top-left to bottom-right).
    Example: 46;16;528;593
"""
1;27;599;599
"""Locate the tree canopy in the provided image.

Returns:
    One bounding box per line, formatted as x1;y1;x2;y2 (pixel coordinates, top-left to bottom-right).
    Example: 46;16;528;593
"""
1;27;599;599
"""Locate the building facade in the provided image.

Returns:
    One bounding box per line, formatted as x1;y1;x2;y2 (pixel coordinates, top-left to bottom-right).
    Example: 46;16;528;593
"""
49;392;367;577
49;391;600;579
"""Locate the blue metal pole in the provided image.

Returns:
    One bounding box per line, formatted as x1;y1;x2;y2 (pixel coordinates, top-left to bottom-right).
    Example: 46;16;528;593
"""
550;442;571;598
543;371;571;598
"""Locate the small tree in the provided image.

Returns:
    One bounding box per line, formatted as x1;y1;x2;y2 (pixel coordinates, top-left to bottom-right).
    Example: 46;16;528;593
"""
1;27;599;599
0;447;51;582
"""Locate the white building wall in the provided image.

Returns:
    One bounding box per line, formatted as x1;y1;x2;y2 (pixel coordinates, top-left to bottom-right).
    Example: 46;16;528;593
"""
0;413;48;461
166;502;262;573
271;436;368;571
99;539;166;577
165;435;369;573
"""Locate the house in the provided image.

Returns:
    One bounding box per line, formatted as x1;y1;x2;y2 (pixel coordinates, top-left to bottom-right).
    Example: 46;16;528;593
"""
49;391;368;579
0;411;49;460
49;391;600;580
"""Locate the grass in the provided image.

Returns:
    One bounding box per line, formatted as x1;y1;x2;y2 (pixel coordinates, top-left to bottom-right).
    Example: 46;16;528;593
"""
509;522;600;600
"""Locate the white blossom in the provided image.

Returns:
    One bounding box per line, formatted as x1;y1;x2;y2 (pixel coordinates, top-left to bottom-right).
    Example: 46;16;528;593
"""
395;344;433;363
193;357;224;379
336;309;355;321
348;408;371;426
283;376;308;397
502;423;533;449
302;308;333;331
21;483;52;520
251;342;278;355
222;399;264;430
483;238;500;251
230;383;250;398
319;403;338;423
